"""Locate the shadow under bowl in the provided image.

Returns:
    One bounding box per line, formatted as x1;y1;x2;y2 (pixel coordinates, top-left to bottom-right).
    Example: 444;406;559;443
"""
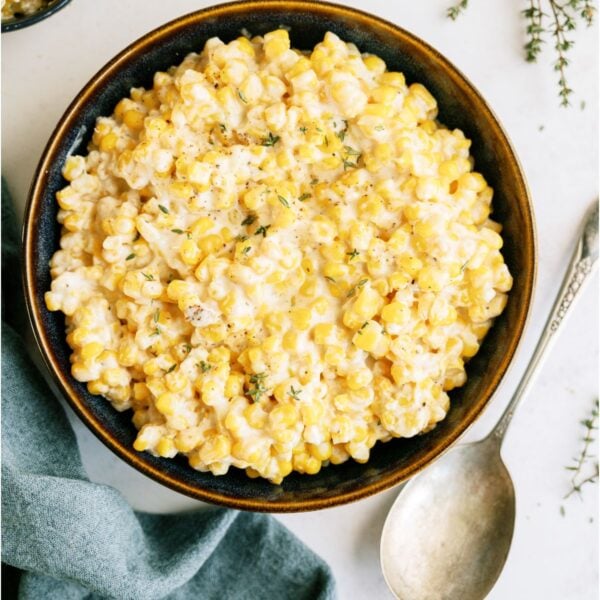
23;0;536;512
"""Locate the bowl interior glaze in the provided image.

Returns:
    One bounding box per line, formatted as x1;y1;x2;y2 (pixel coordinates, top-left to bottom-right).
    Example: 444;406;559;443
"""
24;0;536;511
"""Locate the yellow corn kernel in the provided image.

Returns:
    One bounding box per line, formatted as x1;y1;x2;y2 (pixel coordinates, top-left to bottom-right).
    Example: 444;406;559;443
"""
174;429;202;453
371;85;398;105
313;323;334;344
270;403;299;428
320;242;346;262
324;345;344;366
197;234;222;256
362;103;392;119
245;403;267;429
388;271;411;290
273;209;296;229
290;307;312;330
264;29;291;59
363;54;386;74
156;392;177;416
236;36;256;56
352;321;390;357
225;372;245;397
123;109;145;130
380;71;406;88
169;181;193;199
347;368;373;390
308;442;332;461
62;156;85;181
323;262;346;279
157;437;177;458
282;330;298;352
166;279;189;301
133;382;149;402
398;255;423;278
133;436;149;452
44;292;61;312
99;132;118;152
417;266;445;292
381;302;410;325
265;311;286;332
166;370;188;393
200;434;231;463
80;342;103;362
352;285;384;320
180;239;202;266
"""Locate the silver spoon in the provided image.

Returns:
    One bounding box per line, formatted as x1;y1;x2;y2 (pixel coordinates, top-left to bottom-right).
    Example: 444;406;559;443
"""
381;202;599;600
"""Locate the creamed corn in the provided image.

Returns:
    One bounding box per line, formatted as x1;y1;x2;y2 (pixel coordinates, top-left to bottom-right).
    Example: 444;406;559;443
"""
46;30;512;484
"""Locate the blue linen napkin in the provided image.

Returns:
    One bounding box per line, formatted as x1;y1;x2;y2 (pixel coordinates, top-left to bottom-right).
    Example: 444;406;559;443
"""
1;180;336;600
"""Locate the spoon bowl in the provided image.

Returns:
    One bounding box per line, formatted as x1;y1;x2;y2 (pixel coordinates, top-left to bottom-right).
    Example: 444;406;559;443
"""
381;437;515;600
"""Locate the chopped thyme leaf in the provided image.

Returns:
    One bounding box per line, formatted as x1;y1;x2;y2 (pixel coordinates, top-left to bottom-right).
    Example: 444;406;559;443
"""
298;193;311;202
247;372;268;402
249;372;267;384
151;327;160;337
299;126;308;133
199;361;212;373
347;278;368;298
242;246;252;255
236;234;249;242
184;343;192;353
126;253;136;261
336;120;348;141
171;228;184;234
158;204;169;214
325;276;336;283
277;194;290;208
219;122;227;132
255;224;271;237
323;135;329;146
343;158;359;171
288;386;302;401
357;321;369;333
141;272;154;281
238;90;248;103
262;132;280;146
344;145;361;156
166;364;177;374
241;214;257;226
347;248;360;260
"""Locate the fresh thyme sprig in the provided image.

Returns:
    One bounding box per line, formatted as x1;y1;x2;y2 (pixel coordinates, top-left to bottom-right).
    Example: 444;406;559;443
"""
564;398;599;499
448;0;596;106
523;0;545;62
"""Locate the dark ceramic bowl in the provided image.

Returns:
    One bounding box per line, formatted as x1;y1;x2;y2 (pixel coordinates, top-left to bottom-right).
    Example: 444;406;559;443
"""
1;0;71;32
23;0;536;512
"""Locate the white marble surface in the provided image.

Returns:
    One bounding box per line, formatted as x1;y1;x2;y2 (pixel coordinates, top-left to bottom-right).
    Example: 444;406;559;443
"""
2;1;598;598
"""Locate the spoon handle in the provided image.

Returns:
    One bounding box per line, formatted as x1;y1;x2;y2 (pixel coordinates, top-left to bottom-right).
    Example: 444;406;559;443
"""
489;201;599;443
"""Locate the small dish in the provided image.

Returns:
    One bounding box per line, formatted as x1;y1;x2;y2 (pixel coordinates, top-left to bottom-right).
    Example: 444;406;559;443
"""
1;0;71;33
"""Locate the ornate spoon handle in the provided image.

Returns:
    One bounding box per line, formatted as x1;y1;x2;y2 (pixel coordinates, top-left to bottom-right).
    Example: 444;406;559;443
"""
490;201;599;442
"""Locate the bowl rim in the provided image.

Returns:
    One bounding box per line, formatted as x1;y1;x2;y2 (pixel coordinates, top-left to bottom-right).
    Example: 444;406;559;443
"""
1;0;72;33
22;0;537;512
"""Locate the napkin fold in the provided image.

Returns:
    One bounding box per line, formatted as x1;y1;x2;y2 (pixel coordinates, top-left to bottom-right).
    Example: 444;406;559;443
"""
1;180;336;600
